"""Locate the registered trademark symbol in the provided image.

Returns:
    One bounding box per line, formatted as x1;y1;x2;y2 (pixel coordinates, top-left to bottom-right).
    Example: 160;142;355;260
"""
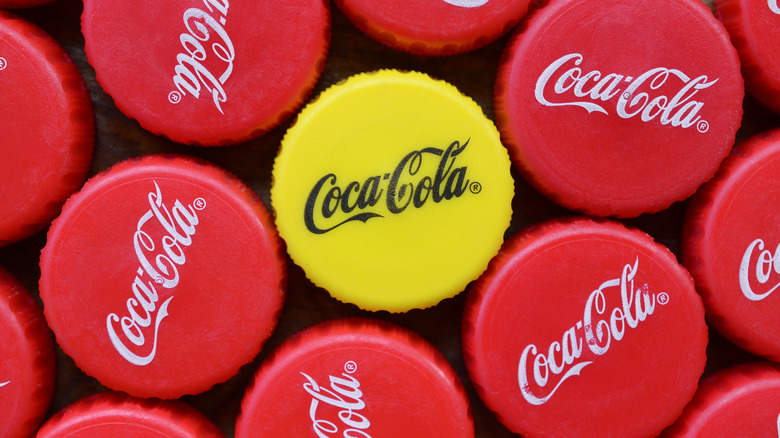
469;181;482;194
168;91;182;104
154;276;165;285
657;292;670;306
0;57;6;71
622;91;631;100
193;198;207;210
344;361;357;374
696;120;709;133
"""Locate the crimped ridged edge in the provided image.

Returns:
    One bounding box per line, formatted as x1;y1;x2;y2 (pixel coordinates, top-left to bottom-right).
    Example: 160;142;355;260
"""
38;154;287;399
37;391;224;437
714;0;780;115
462;216;708;437
270;69;514;312
333;0;530;56
0;266;56;438
0;11;94;245
494;0;744;218
662;362;780;437
236;317;474;438
80;0;331;147
681;129;780;362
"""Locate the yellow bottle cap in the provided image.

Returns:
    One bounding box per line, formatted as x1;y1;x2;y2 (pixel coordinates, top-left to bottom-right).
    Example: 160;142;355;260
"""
272;70;513;312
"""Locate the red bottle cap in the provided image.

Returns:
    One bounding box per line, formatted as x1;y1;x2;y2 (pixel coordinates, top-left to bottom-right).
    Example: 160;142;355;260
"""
81;0;330;146
0;266;55;438
236;319;473;438
683;129;780;362
0;11;93;245
663;362;780;437
715;0;780;115
37;391;224;437
495;0;743;217
39;155;285;398
463;218;708;437
335;0;532;56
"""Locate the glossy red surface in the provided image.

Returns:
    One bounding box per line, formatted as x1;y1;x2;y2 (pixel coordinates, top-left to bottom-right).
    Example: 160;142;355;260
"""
81;0;329;145
464;218;707;437
0;267;55;438
335;0;531;55
0;10;93;245
237;319;472;437
39;156;285;399
683;130;780;362
715;0;780;115
496;0;743;217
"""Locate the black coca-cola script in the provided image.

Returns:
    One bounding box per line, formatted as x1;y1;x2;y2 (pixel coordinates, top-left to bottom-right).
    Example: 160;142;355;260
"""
304;139;477;234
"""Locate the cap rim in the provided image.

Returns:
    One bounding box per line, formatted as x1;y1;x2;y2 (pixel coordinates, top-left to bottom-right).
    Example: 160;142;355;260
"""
37;391;224;437
0;11;94;244
0;266;56;438
237;318;473;438
39;154;286;398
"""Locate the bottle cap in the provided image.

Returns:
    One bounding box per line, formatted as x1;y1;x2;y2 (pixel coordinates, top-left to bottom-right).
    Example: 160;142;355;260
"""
663;362;780;437
81;0;330;146
0;11;93;245
271;70;514;312
495;0;744;217
682;129;780;362
235;318;473;438
463;218;707;437
715;0;780;114
39;155;286;399
0;266;55;438
37;391;224;437
335;0;532;56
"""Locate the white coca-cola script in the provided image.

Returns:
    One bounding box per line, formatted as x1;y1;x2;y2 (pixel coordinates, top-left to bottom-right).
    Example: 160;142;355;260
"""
770;0;780;14
301;361;372;438
441;0;488;7
739;239;780;301
106;181;205;366
535;53;718;133
517;258;668;405
0;381;8;388
170;0;234;114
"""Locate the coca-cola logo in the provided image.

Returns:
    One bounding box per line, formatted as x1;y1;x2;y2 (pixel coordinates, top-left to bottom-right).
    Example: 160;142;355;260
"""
106;181;206;366
517;258;668;405
739;239;779;301
301;361;372;438
441;0;488;7
169;0;235;114
304;139;480;234
535;53;718;133
770;0;780;14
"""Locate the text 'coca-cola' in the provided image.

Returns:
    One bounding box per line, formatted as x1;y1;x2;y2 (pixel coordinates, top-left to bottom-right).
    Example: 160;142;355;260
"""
170;0;234;114
535;53;718;134
740;239;780;302
517;258;669;405
301;361;372;438
106;181;206;366
304;139;480;234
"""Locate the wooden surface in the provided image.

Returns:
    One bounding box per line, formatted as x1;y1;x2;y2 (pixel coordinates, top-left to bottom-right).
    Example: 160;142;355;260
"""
2;0;779;436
